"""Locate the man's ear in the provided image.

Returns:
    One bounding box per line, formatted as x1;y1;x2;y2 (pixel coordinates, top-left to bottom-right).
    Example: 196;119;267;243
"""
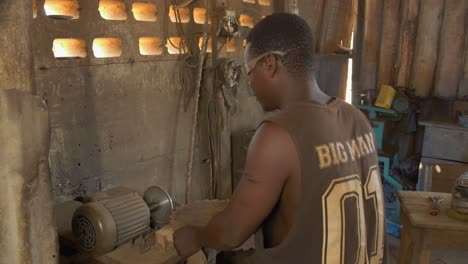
265;54;278;78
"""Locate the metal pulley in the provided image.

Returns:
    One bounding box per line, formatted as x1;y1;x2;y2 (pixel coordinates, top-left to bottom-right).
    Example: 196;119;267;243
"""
143;186;174;228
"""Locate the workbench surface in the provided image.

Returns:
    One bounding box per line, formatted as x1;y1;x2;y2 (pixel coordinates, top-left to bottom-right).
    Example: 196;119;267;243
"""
398;191;468;231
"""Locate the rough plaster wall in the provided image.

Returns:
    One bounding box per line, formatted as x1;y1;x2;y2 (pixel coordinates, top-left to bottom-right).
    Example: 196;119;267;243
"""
35;61;210;204
31;0;269;203
32;0;213;203
0;90;58;264
0;1;35;93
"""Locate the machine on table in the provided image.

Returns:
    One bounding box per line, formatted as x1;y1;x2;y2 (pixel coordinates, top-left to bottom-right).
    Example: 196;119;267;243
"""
68;186;221;264
72;186;174;256
89;199;234;264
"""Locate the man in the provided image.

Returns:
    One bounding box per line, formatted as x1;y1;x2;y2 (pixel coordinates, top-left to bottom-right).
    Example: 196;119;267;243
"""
174;13;387;264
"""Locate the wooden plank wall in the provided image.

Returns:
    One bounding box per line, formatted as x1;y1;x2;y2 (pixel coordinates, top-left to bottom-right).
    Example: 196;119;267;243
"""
395;0;420;88
299;0;356;99
303;0;356;54
359;0;383;92
410;0;443;97
434;0;465;98
318;0;355;54
376;0;400;90
355;0;468;99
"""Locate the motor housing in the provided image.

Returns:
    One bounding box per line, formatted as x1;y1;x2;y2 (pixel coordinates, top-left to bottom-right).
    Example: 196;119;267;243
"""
72;187;151;255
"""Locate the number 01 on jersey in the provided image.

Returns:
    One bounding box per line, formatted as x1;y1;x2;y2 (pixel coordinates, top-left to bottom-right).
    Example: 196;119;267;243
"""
321;166;385;264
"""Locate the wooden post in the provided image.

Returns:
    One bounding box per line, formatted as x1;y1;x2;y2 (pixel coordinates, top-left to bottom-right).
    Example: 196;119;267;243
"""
185;33;209;204
0;90;58;264
459;32;468;99
358;0;383;92
0;0;35;93
352;0;365;104
376;0;400;88
410;0;444;97
395;0;420;88
210;0;232;199
0;1;58;263
434;0;466;98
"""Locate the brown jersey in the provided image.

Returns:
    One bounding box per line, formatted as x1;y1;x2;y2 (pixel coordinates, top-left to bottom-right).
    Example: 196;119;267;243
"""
251;98;387;264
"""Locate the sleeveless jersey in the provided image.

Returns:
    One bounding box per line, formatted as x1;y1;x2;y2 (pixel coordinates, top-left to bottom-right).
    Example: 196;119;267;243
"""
251;98;387;264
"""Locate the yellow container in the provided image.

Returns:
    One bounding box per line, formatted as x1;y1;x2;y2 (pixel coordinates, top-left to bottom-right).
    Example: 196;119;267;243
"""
375;85;396;109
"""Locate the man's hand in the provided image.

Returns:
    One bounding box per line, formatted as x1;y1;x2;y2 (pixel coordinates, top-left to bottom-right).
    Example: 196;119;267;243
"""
173;226;202;260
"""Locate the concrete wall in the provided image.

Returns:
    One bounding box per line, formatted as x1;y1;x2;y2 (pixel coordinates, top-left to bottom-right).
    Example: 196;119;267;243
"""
0;90;58;264
32;0;270;203
0;1;58;263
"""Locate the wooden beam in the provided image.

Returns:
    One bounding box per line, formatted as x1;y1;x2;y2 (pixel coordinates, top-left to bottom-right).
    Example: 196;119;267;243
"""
434;0;465;98
395;0;420;88
0;0;35;93
352;0;365;104
358;0;383;92
410;0;444;97
457;12;468;99
214;7;232;200
376;0;400;88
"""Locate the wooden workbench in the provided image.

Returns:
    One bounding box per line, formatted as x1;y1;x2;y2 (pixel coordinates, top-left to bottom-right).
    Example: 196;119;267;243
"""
398;191;468;264
94;236;207;264
94;200;233;264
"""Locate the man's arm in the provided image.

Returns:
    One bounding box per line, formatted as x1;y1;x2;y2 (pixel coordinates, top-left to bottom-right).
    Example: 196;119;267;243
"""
195;122;298;250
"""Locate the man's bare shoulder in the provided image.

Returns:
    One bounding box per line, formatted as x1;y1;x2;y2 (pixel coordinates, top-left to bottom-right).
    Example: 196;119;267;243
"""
244;121;298;182
252;121;295;153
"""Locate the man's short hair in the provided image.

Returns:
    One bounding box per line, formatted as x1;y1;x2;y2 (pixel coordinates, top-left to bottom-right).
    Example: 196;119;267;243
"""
246;13;316;79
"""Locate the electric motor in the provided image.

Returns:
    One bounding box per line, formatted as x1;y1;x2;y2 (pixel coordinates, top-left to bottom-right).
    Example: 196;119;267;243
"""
72;187;151;255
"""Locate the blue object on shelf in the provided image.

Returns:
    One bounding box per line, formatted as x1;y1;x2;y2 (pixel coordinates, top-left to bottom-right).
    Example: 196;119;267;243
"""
355;104;402;121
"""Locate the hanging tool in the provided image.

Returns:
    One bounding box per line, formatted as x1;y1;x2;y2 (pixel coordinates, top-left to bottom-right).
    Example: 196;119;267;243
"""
185;32;209;204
